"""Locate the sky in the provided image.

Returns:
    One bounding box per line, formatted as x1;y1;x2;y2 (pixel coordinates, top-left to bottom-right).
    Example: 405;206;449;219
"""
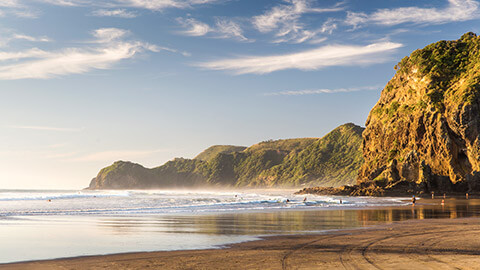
1;0;480;189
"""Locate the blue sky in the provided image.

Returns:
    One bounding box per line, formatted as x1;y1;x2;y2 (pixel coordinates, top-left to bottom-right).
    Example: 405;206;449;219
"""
1;0;480;189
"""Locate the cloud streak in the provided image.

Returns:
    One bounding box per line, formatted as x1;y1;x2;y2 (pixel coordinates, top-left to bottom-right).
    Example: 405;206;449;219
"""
0;32;51;48
197;42;403;75
0;28;159;80
91;9;137;18
35;0;221;10
12;34;50;42
0;0;21;8
253;0;343;43
177;17;250;41
264;85;380;96
177;18;211;36
346;0;480;28
0;0;39;18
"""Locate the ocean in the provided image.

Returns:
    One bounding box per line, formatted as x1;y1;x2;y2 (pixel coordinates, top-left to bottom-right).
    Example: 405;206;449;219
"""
0;189;478;264
0;189;409;216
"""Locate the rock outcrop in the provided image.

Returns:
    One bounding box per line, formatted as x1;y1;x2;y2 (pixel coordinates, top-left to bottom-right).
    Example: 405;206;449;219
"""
358;32;480;194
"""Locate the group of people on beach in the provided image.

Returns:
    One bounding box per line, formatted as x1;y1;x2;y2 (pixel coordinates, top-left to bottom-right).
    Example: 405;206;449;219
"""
411;192;471;207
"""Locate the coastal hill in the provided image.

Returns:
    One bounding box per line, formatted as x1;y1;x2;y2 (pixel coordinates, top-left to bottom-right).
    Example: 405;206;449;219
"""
195;145;247;162
87;123;364;189
299;33;480;196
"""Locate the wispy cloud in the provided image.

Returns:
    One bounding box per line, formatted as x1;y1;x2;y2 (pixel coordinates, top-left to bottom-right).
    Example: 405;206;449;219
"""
253;0;343;43
91;8;137;18
177;18;211;36
177;17;250;42
346;0;480;28
0;0;39;18
0;48;49;61
264;85;380;96
7;125;84;132
215;18;250;41
35;0;221;10
117;0;191;10
0;0;21;8
197;41;403;75
156;46;191;57
0;31;51;48
90;28;129;43
253;0;342;32
11;33;50;42
72;149;167;162
35;0;89;6
0;27;160;80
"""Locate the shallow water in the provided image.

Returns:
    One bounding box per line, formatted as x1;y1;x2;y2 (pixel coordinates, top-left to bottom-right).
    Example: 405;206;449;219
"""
1;189;479;264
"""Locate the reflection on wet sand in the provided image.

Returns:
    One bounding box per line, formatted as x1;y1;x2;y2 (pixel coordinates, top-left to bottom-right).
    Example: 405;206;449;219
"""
97;198;480;236
357;198;480;224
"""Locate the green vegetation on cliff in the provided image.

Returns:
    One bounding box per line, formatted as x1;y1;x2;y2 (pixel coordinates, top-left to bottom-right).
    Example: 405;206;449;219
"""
88;123;364;189
194;145;247;162
259;123;364;187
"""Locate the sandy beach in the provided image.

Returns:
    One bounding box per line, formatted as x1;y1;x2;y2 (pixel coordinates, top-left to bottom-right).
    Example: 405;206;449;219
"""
2;217;480;270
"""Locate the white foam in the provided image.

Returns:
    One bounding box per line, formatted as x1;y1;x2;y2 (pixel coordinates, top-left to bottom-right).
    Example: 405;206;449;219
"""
0;189;410;217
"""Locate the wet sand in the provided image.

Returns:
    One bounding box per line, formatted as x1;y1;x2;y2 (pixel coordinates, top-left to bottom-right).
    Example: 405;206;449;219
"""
3;216;480;270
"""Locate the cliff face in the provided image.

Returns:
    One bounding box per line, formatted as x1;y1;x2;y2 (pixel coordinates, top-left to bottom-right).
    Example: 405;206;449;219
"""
88;123;364;189
359;32;480;193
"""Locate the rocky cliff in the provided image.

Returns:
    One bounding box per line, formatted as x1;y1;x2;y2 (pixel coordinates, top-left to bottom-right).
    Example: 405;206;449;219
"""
87;123;364;189
357;32;480;194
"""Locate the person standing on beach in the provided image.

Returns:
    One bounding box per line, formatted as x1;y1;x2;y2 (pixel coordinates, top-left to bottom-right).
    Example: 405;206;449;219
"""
411;195;416;206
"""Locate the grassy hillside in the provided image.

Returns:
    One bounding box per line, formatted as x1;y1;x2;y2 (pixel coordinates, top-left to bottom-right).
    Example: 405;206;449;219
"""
245;138;317;153
259;123;365;187
195;145;247;162
88;123;364;189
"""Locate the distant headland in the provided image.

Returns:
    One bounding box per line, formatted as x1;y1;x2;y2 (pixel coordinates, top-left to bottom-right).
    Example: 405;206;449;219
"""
87;123;364;189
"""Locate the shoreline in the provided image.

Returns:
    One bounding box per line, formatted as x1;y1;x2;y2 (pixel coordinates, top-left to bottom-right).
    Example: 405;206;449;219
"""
3;217;480;269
